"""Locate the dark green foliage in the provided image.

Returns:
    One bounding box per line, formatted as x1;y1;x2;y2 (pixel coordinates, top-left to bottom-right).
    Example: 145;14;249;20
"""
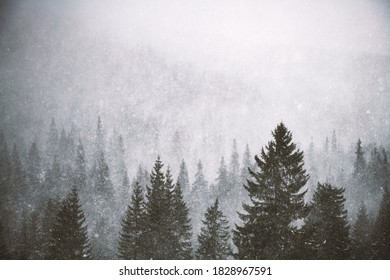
144;157;174;259
118;181;146;259
234;123;309;259
47;187;91;259
304;183;350;259
40;198;61;257
372;187;390;259
171;181;193;259
196;199;232;260
351;202;372;259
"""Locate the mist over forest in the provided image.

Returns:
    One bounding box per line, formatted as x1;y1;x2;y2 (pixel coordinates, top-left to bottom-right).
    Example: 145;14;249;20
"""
0;0;390;260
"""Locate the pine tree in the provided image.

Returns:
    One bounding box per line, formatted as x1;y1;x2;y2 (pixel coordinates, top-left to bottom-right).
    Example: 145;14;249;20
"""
304;183;350;259
144;157;173;259
47;187;91;260
40;198;61;258
353;139;366;178
177;159;190;196
215;157;229;196
372;187;390;259
234;123;309;259
171;181;193;259
118;181;146;260
196;199;232;260
192;160;208;193
351;202;372;259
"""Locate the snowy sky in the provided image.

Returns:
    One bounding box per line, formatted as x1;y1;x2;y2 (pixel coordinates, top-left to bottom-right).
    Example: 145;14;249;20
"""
0;0;389;163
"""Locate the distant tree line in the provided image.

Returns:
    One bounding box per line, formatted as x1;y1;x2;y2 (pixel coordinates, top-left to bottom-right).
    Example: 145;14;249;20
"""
0;119;389;259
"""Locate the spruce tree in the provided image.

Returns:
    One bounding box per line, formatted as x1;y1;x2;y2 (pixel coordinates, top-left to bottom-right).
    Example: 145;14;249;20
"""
177;159;190;196
171;181;193;259
118;181;146;260
304;183;350;259
215;157;229;196
144;157;173;259
372;187;390;259
353;139;366;178
234;123;309;259
47;187;91;260
351;202;372;259
196;199;232;260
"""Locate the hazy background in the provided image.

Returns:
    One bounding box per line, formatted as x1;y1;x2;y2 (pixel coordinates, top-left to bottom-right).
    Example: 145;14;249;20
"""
1;0;389;178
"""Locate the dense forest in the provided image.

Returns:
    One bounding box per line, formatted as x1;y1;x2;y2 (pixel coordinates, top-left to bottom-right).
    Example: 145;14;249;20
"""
0;120;389;260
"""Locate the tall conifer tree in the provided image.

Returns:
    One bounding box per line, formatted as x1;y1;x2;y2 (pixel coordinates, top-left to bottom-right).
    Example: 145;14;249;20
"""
196;199;232;260
234;123;309;259
47;187;91;260
118;181;146;259
304;183;350;259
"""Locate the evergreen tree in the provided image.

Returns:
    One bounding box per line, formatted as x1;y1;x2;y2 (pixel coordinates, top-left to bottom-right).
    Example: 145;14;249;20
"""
353;139;366;178
177;159;190;196
304;183;350;259
171;181;193;259
192;160;208;193
372;187;390;259
40;198;61;258
196;199;232;260
351;202;372;259
118;181;146;260
215;157;229;196
144;157;173;259
234;123;309;259
47;187;91;260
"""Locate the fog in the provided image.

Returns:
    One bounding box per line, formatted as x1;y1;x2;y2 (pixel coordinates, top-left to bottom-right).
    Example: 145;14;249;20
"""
1;0;390;260
1;0;389;176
